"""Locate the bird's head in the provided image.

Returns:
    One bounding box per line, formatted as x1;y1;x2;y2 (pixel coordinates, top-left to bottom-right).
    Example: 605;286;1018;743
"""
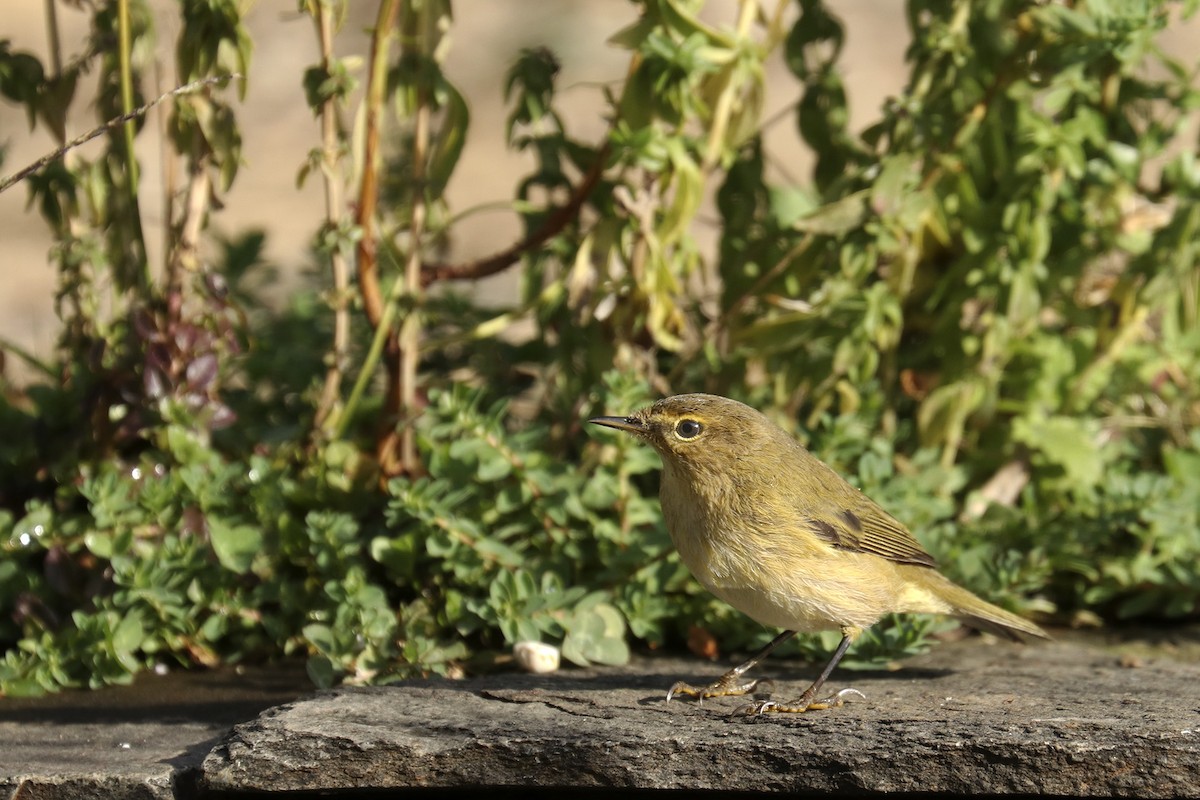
588;393;776;475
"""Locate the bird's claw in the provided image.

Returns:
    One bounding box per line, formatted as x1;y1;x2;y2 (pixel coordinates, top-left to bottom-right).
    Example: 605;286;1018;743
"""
666;676;772;704
734;687;865;715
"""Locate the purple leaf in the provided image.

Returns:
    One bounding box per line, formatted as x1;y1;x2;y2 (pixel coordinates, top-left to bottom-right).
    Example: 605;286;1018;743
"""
209;403;237;430
144;365;167;399
187;352;219;391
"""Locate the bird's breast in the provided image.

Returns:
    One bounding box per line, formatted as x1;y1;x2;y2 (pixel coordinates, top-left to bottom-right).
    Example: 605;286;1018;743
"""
659;469;907;632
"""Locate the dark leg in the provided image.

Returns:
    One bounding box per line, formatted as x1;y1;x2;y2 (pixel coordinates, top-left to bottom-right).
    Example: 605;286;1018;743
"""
666;629;797;703
740;625;865;714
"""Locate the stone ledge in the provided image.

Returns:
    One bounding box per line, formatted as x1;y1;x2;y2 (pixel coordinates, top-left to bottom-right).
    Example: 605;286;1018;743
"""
0;663;310;800
3;637;1198;798
201;639;1199;798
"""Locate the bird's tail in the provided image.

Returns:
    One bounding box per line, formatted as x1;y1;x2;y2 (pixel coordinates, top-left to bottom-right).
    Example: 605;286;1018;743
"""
925;570;1049;642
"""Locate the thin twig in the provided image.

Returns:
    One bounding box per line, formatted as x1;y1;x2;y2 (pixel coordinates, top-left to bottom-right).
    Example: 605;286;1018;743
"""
419;142;610;287
44;0;63;78
337;247;406;442
0;335;56;379
382;0;435;477
313;1;352;432
0;75;238;196
117;0;140;190
393;99;430;474
117;0;149;291
355;0;399;329
157;60;178;272
166;147;212;302
350;0;404;472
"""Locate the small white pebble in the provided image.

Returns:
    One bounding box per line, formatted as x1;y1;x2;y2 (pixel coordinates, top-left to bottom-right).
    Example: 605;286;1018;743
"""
117;742;132;750
513;641;560;674
154;663;169;676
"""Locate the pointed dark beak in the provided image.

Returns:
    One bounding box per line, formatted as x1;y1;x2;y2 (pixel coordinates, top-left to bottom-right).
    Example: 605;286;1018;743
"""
588;415;646;434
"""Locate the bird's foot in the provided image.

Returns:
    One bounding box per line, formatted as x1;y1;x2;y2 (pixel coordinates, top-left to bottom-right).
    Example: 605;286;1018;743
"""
735;687;864;715
667;673;773;705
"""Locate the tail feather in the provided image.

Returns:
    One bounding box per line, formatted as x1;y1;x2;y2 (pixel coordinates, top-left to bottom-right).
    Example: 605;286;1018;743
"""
927;572;1049;641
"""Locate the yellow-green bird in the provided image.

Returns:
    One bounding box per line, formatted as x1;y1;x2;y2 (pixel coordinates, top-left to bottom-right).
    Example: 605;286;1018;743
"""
589;393;1048;714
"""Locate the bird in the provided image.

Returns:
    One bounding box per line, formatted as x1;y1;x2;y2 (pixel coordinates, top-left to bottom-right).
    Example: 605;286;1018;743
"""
589;393;1048;714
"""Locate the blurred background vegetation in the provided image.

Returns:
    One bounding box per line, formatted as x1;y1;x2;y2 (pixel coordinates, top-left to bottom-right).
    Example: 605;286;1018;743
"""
0;0;1198;696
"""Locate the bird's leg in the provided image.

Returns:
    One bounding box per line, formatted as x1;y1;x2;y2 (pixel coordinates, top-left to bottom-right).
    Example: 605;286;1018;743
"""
739;626;865;714
667;630;796;703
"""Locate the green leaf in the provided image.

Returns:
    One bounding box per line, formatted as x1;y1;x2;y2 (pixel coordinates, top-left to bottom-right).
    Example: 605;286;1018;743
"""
768;186;818;228
561;602;631;667
208;518;263;573
1013;416;1107;489
660;140;702;243
85;531;114;559
111;612;145;656
428;79;470;196
792;191;868;235
307;656;336;689
476;454;512;482
304;623;336;655
370;535;417;580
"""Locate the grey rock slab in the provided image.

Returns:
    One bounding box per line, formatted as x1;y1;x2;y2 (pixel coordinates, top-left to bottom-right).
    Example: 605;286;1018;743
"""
0;662;311;800
1;719;211;800
203;638;1200;797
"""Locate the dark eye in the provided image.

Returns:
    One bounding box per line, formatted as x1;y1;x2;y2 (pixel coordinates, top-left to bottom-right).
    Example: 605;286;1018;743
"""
675;419;703;440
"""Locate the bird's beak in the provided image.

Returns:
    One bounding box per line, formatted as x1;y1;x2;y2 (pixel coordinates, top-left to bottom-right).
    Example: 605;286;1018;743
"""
588;415;646;434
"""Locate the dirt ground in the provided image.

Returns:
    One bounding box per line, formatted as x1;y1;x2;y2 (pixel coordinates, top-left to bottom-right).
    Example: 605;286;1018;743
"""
1;2;1195;381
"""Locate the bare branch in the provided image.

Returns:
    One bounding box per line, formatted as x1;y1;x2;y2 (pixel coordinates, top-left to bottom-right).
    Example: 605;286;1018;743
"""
0;74;239;196
420;142;610;287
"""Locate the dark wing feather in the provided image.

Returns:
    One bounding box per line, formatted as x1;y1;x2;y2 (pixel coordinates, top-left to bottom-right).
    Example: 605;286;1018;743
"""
780;437;939;568
806;500;937;568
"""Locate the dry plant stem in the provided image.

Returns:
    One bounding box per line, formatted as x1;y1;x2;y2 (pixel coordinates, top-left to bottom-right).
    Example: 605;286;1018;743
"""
390;226;424;475
117;0;140;188
352;0;410;473
0;76;236;196
158;62;178;272
392;102;432;475
117;0;149;291
763;0;790;48
313;2;352;432
44;0;63;76
336;256;405;443
354;0;399;330
167;146;212;315
380;0;435;477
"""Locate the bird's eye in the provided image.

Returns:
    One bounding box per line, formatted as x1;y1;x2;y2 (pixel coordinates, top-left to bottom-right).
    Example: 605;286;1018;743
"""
675;419;703;440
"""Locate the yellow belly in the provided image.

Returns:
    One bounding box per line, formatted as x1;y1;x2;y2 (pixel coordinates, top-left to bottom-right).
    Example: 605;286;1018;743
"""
660;466;950;633
693;550;913;632
668;509;943;632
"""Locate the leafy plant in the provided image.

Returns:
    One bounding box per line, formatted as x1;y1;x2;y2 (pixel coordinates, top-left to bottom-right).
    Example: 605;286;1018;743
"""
1;0;1198;696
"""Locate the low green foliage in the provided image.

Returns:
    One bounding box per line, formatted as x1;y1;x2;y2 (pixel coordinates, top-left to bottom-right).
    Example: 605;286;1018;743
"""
2;0;1199;696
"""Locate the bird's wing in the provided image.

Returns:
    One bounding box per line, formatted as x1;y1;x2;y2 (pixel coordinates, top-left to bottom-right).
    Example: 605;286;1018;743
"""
806;501;938;568
783;445;939;568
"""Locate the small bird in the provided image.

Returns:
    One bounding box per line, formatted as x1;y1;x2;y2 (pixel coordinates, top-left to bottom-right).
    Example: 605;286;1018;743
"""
589;393;1048;714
